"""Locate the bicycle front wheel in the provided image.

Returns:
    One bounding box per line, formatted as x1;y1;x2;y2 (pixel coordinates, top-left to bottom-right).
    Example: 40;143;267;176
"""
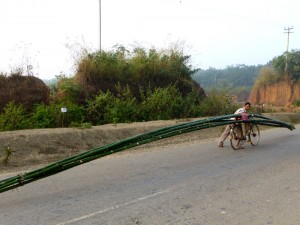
249;124;260;146
230;125;243;150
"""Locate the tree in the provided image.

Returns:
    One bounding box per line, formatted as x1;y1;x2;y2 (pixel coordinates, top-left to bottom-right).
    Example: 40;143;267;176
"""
271;49;300;79
67;44;205;104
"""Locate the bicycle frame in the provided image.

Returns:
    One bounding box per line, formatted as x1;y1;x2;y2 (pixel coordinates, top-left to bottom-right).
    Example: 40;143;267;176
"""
229;122;260;150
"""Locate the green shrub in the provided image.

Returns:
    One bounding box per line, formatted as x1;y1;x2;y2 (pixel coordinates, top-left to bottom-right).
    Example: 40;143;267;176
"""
103;84;138;124
85;91;115;125
0;102;30;131
293;100;300;107
254;66;282;89
31;102;85;128
138;85;185;120
178;87;204;118
57;76;82;103
199;89;238;116
31;103;57;128
104;97;137;124
55;103;85;127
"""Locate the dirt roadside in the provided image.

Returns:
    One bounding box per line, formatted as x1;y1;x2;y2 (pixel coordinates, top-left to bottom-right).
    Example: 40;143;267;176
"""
0;113;299;175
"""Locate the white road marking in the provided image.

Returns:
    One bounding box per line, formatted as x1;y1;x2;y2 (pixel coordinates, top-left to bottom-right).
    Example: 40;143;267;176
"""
56;189;170;225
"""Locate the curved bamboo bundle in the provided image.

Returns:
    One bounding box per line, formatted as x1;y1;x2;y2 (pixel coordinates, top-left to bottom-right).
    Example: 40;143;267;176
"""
0;114;295;193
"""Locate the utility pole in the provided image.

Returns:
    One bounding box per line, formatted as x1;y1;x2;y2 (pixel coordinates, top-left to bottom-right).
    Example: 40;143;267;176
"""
284;26;293;75
284;26;293;52
99;0;102;52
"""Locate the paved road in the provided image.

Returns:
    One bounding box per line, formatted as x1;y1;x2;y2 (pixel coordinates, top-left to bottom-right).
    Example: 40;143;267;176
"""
0;125;299;225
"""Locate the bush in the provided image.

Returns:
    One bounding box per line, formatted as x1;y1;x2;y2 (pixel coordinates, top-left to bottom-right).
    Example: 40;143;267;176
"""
30;103;57;128
85;91;115;125
72;44;205;105
85;84;138;124
199;89;238;116
178;87;204;118
138;85;185;120
103;84;138;123
54;103;85;127
0;102;30;131
56;76;82;103
254;66;282;89
293;100;300;107
31;102;85;128
104;97;137;124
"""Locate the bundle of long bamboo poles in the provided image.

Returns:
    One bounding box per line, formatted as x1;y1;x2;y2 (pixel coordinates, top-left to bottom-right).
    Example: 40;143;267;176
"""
0;114;295;193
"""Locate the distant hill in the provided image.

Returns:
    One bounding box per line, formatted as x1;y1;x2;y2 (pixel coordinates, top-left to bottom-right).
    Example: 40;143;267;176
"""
192;64;263;101
42;78;57;85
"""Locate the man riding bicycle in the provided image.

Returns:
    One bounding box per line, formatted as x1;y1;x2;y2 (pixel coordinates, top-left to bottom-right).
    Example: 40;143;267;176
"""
218;102;251;149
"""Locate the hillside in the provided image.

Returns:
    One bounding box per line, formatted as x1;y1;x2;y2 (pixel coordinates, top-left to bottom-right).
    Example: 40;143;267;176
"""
192;65;263;101
249;80;300;107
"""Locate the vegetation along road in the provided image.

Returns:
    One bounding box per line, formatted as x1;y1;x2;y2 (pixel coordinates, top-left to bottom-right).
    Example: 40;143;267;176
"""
0;124;299;225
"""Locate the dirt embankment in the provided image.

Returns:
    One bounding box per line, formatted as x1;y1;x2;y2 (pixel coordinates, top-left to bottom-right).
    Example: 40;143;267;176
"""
0;113;299;174
249;80;300;107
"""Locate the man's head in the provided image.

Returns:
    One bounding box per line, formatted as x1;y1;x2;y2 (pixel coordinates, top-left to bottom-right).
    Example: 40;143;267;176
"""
244;102;251;110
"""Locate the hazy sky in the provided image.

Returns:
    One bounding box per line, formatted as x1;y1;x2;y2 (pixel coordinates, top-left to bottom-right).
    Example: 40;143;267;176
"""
0;0;299;79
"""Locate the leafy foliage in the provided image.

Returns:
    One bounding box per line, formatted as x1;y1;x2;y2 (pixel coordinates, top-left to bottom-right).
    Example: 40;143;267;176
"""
199;89;238;116
85;84;202;124
85;91;115;125
253;66;281;89
252;49;300;89
30;103;57;128
0;102;30;131
103;84;138;124
270;54;286;74
138;85;185;120
0;85;237;131
31;102;85;128
71;44;204;104
271;49;300;79
0;44;243;131
57;76;82;103
293;100;300;107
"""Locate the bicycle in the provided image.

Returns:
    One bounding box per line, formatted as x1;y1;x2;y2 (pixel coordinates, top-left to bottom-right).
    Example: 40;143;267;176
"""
229;123;260;150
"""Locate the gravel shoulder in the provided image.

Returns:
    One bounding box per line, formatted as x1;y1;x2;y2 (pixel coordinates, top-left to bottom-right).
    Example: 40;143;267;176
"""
0;113;299;175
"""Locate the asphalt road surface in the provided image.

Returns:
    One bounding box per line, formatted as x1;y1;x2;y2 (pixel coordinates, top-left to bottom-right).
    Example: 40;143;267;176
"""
0;125;299;225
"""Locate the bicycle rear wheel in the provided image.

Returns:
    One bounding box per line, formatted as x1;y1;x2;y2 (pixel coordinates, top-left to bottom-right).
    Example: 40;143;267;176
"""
230;125;243;150
249;124;260;146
